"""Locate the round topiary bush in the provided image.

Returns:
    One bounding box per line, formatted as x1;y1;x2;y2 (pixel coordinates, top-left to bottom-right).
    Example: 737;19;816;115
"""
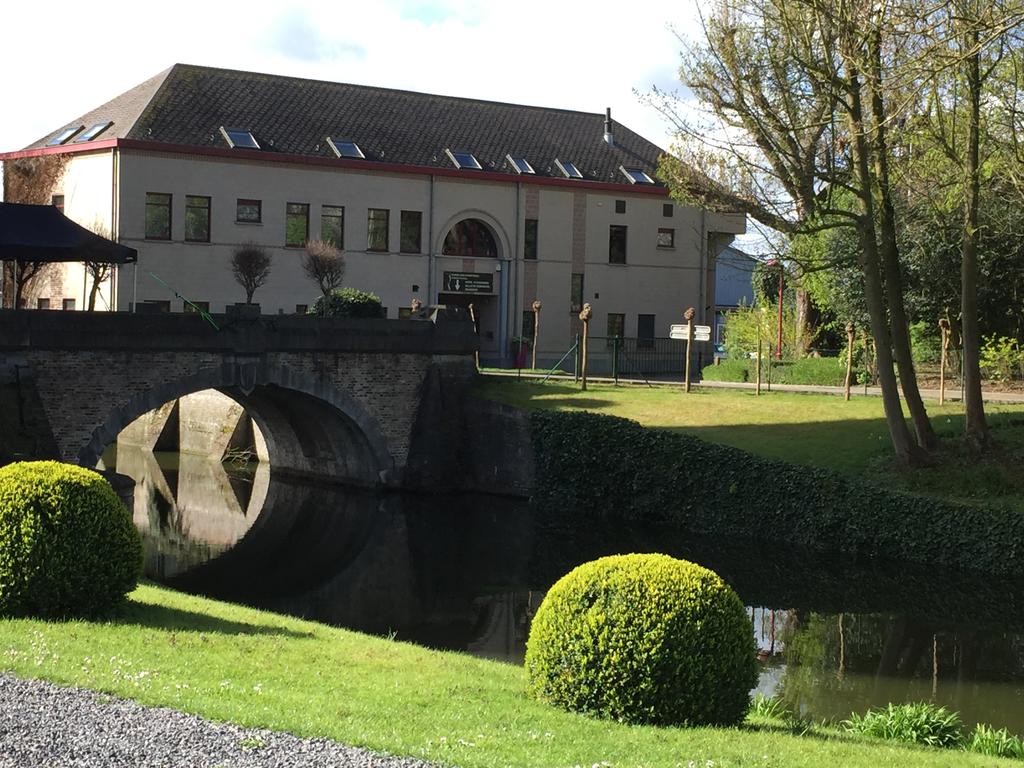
0;461;142;618
308;287;384;318
525;553;758;726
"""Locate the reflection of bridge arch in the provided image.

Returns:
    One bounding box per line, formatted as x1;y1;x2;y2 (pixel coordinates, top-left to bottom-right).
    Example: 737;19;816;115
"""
81;360;393;486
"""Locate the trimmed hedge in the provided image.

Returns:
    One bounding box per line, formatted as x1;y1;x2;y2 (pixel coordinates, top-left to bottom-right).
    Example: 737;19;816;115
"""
701;356;848;386
530;411;1024;575
0;461;142;617
308;288;384;318
525;553;757;726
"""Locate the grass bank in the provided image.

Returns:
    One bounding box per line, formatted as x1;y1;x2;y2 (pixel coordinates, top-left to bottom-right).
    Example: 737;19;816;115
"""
0;583;1013;768
476;379;1024;510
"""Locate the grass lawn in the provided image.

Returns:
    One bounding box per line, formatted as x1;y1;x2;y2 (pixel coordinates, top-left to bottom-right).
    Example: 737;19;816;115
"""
475;378;1024;509
1;582;1013;768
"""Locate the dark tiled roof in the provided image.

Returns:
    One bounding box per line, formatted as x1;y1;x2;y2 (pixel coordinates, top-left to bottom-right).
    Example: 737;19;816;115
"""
28;64;667;184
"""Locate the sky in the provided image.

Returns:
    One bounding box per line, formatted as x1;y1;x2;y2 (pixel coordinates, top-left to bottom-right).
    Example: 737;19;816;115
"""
3;0;765;247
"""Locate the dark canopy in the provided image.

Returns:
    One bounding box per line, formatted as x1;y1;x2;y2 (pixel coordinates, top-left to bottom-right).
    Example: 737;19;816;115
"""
0;202;137;264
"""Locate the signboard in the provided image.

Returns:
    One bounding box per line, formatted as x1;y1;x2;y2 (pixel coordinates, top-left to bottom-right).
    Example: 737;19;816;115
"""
669;324;711;341
443;271;494;294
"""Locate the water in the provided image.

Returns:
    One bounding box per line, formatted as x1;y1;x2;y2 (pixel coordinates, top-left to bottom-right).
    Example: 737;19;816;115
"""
109;445;1024;733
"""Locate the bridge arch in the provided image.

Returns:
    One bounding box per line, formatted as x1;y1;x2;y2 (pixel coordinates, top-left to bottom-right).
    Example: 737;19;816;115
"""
80;359;394;486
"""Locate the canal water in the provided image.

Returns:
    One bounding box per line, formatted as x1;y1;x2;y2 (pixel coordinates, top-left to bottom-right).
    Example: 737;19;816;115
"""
107;445;1024;735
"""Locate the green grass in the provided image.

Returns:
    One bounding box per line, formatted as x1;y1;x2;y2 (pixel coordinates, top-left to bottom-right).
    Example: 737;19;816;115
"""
475;378;1024;508
1;582;1015;767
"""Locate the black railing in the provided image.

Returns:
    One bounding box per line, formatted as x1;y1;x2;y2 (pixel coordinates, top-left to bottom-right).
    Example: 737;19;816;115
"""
587;336;701;377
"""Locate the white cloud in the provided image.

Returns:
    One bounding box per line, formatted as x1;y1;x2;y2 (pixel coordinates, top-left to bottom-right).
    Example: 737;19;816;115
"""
1;0;705;189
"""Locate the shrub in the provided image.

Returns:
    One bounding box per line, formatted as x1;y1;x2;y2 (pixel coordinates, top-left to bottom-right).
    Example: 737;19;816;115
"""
701;356;846;386
967;723;1024;758
843;702;963;748
0;461;142;617
525;553;757;727
308;287;384;318
980;335;1023;385
530;410;1024;575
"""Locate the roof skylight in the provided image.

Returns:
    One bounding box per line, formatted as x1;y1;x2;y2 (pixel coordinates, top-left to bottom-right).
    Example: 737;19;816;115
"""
555;159;584;179
220;126;260;150
621;166;655;184
327;137;365;159
445;149;482;170
49;126;84;146
507;155;535;174
73;121;113;143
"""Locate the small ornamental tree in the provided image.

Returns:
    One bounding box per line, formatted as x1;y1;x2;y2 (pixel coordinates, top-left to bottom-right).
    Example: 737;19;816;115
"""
308;287;384;318
230;242;272;304
302;239;346;299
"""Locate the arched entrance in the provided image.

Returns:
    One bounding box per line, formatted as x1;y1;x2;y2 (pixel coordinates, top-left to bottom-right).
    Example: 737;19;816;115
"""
438;216;506;362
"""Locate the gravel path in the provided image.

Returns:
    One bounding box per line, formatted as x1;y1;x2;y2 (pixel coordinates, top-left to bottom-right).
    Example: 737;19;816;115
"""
0;674;443;768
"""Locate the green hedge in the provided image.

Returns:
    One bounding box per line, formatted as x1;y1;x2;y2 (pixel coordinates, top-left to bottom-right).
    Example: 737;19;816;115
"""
701;356;848;386
525;553;757;727
530;411;1024;575
0;461;142;618
308;288;384;318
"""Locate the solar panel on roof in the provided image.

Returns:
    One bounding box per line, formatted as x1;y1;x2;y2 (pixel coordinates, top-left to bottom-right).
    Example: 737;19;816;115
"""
446;149;482;170
507;155;535;174
555;159;583;179
621;167;655;184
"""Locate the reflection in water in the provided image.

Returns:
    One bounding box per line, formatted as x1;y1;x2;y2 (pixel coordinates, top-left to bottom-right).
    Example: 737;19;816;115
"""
111;446;1024;733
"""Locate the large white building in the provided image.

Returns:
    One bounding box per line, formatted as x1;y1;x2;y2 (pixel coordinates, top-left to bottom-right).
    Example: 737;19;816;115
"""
1;64;743;366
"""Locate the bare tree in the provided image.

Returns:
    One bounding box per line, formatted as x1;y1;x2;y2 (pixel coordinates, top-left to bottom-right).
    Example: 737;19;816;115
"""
230;243;272;305
302;239;346;299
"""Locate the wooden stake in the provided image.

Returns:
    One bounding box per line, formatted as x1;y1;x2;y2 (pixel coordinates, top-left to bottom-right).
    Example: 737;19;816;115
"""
684;307;695;393
468;303;479;371
579;303;592;391
756;340;762;396
531;300;541;371
938;317;950;405
844;321;855;402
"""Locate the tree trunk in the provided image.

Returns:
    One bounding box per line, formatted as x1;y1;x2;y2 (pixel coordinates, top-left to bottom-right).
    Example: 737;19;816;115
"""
88;275;101;311
961;20;991;449
795;289;811;355
845;60;921;466
867;27;938;453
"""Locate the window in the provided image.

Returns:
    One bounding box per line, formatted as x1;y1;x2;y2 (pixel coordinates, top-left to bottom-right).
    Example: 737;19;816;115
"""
74;121;113;142
663;203;674;217
143;300;170;313
555;159;583;179
236;199;262;224
609;225;627;264
657;228;675;248
524;218;538;260
367;208;389;251
607;312;625;343
400;210;422;253
145;193;171;240
285;203;309;247
48;126;83;146
327;137;364;159
638;314;655;349
615;200;626;214
321;205;344;246
183;301;210;314
185;195;211;242
51;195;64;213
296;304;308;315
220;126;259;149
570;273;584;312
445;149;482;170
442;219;498;257
621;166;655;184
36;298;50;310
62;298;76;311
507;155;535;174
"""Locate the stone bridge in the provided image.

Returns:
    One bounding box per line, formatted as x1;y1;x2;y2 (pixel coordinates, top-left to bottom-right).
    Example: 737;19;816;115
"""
0;310;478;488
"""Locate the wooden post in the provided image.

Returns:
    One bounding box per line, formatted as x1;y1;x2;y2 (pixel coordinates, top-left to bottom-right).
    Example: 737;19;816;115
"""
756;340;762;396
684;307;695;393
844;321;855;402
579;303;592;391
531;300;541;371
468;303;479;371
938;317;950;405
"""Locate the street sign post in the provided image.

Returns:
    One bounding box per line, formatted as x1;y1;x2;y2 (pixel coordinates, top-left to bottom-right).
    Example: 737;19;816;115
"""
442;271;493;294
670;324;710;341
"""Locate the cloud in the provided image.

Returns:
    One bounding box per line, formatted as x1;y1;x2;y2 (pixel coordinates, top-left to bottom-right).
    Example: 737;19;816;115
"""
268;8;367;63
